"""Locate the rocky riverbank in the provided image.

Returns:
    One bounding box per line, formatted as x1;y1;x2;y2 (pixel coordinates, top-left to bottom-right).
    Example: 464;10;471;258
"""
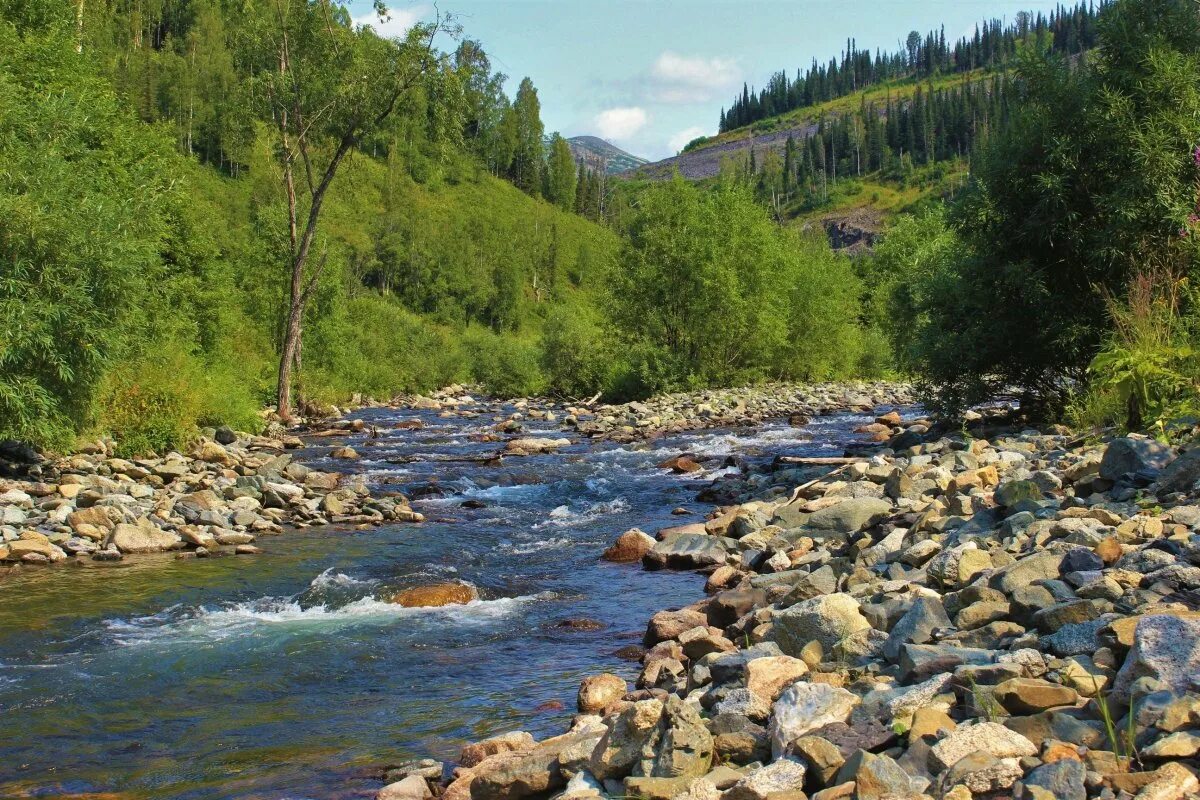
0;427;424;566
0;381;911;570
375;408;1200;800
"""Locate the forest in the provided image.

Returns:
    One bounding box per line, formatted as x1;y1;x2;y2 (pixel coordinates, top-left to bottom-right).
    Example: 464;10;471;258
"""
1;0;1199;456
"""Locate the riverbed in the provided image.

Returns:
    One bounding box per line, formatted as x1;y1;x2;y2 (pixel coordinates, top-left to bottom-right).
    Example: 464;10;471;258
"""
0;403;884;799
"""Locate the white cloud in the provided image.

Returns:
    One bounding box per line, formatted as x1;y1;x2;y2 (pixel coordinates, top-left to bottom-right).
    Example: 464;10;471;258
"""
595;107;649;142
668;125;708;154
353;3;431;39
649;52;740;104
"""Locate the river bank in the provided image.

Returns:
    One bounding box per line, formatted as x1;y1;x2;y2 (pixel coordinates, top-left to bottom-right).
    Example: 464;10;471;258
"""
384;409;1200;800
0;381;911;571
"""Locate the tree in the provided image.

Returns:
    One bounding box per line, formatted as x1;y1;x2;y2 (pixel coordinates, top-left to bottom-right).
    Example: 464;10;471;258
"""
239;1;455;421
509;76;544;196
546;133;577;211
905;0;1200;414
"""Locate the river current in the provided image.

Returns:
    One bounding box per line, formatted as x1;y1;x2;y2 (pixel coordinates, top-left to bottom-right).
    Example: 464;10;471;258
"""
0;402;882;799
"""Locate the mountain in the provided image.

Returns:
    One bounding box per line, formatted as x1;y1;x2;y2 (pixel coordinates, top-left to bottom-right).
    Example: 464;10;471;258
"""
566;136;648;175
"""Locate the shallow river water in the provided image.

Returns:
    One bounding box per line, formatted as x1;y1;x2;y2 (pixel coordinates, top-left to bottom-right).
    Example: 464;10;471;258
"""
0;403;883;799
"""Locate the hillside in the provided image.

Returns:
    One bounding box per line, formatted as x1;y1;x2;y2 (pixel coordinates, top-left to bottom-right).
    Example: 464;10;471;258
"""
567;135;648;174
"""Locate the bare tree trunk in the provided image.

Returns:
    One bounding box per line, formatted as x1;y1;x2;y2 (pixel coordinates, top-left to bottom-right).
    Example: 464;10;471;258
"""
75;0;85;53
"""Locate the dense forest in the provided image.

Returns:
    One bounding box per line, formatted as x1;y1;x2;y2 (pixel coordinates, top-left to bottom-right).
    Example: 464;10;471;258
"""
1;0;1198;457
718;1;1103;132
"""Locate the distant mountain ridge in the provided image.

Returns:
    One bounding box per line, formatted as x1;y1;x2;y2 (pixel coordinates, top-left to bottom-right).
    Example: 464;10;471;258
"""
566;136;648;175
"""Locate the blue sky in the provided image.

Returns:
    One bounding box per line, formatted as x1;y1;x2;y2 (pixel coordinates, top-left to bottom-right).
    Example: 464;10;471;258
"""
349;1;1072;160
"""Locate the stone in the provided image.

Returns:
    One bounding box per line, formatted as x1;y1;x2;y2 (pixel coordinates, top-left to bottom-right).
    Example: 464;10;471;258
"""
505;437;570;455
723;759;807;800
602;528;655;563
769;682;860;757
378;775;432;800
910;707;956;739
883;596;953;661
107;518;182;554
805;498;892;538
1113;614;1200;702
774;593;872;660
589;699;664;780
647;696;713;780
714;688;772;721
645;534;728;570
995;479;1044;507
1142;730;1200;758
990;551;1063;594
577;674;627;714
940;752;1022;794
1100;437;1173;480
1132;762;1199;800
1158;448;1200;493
708;589;767;629
993;678;1079;714
930;722;1037;771
193;440;235;466
330;446;359;460
644;609;708;647
745;655;808;702
390;582;479;608
834;750;918;800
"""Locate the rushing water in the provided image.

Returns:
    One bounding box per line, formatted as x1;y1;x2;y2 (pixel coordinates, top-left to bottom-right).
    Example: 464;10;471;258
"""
0;403;883;800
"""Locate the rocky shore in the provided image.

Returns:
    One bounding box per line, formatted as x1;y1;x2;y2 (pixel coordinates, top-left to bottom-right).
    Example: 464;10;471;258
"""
0;427;423;566
0;381;910;571
374;406;1200;800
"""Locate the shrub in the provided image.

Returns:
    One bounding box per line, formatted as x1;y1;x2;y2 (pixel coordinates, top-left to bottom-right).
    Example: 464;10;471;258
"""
462;327;547;398
540;306;610;399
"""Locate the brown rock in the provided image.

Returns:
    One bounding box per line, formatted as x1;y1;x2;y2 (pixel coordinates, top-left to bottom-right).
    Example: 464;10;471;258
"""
658;455;703;474
577;673;627;713
391;582;479;608
459;731;536;768
993;678;1080;714
602;528;655;563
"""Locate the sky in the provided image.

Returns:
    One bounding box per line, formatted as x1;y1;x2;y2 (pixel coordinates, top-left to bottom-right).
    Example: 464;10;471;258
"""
347;0;1072;161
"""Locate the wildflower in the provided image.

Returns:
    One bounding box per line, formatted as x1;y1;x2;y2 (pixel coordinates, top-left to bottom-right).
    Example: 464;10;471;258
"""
1194;145;1200;167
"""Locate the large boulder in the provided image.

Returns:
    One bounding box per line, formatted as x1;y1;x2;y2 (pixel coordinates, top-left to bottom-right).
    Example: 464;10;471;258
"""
644;534;728;570
804;498;892;539
577;674;627;714
769;682;860;757
602;528;655;563
1112;613;1200;702
390;582;479;608
1158;447;1200;494
1099;437;1173;480
107;518;183;554
773;593;872;659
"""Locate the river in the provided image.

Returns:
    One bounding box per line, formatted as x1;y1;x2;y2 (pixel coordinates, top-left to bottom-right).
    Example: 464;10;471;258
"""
0;402;882;799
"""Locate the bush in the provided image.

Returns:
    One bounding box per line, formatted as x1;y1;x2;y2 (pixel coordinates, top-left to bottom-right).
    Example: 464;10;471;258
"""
540;306;610;398
462;327;547;398
98;347;262;457
1072;266;1199;432
607;177;864;390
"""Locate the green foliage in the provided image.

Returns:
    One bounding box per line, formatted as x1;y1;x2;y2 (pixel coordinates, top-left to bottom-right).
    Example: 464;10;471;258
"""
607;177;864;394
98;346;263;457
539;306;610;399
462;328;547;398
0;24;177;447
1073;269;1200;431
890;0;1200;415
